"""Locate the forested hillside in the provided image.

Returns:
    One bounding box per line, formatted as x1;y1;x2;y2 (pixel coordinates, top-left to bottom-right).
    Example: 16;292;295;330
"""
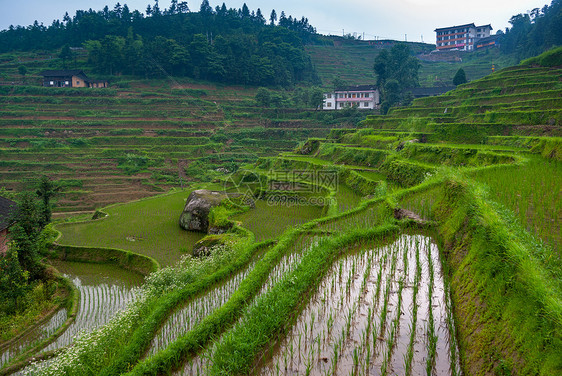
500;0;562;59
0;1;319;86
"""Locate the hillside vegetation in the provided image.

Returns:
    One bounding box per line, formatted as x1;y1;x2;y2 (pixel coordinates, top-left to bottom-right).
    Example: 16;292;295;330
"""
307;38;517;87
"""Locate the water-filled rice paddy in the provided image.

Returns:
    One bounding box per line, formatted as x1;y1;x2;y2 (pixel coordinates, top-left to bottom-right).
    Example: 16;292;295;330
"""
232;199;325;242
8;261;143;375
0;309;67;368
173;234;325;375
170;234;459;376
146;254;262;357
257;234;460;376
40;261;143;353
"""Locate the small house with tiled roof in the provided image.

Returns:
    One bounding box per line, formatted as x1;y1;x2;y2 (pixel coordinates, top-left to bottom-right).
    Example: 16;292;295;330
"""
40;70;108;88
0;196;17;254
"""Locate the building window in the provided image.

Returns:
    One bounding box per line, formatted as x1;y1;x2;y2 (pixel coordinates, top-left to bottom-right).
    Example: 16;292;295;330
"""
365;93;370;97
363;102;369;107
76;81;80;85
327;102;332;107
327;93;332;99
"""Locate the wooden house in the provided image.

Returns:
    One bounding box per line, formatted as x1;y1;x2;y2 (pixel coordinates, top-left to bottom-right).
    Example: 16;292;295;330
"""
40;70;108;88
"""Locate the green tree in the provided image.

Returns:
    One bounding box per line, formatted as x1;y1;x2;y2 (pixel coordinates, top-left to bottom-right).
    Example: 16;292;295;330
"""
255;87;271;107
190;34;211;79
10;192;44;280
381;79;400;114
374;44;420;90
17;65;27;77
36;176;59;229
332;76;346;91
59;44;73;68
85;35;125;75
453;67;468;86
0;249;30;314
308;87;325;110
123;28;144;75
374;44;420;113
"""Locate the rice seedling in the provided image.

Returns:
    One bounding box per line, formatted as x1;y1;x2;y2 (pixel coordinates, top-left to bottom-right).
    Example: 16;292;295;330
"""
470;157;561;251
318;204;387;234
0;309;68;368
169;235;322;376
146;256;259;356
20;243;243;376
403;236;422;375
40;263;142;354
256;234;458;376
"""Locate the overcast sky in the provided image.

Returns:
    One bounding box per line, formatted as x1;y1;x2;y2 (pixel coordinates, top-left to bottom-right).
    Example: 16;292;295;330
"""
0;0;551;43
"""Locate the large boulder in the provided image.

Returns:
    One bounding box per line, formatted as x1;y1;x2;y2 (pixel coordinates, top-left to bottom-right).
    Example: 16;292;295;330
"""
179;189;228;232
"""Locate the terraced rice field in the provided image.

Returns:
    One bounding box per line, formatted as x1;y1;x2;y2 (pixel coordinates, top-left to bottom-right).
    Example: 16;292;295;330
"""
306;39;511;87
171;235;325;375
41;261;143;353
258;234;459;376
0;310;66;368
2;55;560;376
0;81;330;213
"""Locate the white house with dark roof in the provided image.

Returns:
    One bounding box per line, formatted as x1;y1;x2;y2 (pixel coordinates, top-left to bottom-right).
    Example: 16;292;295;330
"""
323;85;380;110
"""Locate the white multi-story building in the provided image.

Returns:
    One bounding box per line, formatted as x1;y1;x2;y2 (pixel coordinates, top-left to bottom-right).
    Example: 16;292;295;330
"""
323;85;380;110
435;23;493;51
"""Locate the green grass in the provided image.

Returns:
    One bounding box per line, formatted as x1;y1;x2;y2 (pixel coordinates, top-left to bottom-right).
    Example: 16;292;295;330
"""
54;189;208;267
232;199;325;242
470;157;561;252
0;281;62;342
434;176;562;375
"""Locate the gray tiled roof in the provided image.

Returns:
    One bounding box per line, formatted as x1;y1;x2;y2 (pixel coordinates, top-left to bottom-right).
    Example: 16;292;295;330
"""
0;196;17;231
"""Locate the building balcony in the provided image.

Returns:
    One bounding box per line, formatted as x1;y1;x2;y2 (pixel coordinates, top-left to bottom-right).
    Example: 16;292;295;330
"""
336;97;374;102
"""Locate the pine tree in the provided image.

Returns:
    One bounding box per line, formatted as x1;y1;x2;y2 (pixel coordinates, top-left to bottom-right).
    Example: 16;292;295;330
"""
36;176;58;229
453;68;468;86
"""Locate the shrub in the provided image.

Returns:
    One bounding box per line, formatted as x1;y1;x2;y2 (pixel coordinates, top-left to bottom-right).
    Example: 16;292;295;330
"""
520;46;562;67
